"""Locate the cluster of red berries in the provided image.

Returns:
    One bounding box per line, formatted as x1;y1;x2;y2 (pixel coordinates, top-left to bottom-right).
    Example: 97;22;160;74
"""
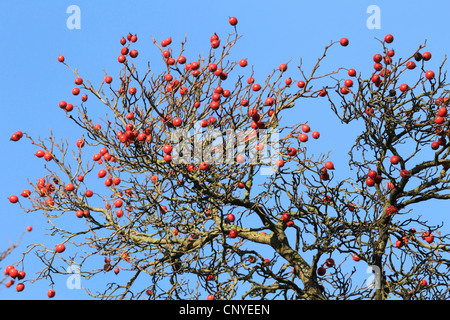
10;130;23;142
4;265;26;292
317;257;335;276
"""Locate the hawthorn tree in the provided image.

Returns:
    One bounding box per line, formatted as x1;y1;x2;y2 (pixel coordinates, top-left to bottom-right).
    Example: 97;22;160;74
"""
6;17;450;300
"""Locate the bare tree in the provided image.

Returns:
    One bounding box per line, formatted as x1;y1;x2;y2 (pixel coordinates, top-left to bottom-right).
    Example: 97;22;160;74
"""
6;22;450;300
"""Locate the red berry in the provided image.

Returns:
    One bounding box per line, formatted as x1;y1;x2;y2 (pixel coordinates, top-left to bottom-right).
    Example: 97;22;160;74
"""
340;86;350;95
400;169;411;179
301;124;310;133
263;97;275;107
128;87;137;95
252;83;261;91
438;107;448;117
311;131;320;139
276;159;285;168
76;139;85;148
17;270;25;280
114;199;123;208
368;170;377;179
384;34;394;43
317;266;326;276
422;52;432;61
299;133;308;142
59;101;67;109
325;161;334;170
21;189;31;198
373;62;383;71
390;155;400;164
371;74;380;83
190;61;200;70
47;289;56;298
35;150;45;158
435;116;445;124
129;49;138;58
239;59;247;67
366;178;375;187
344;79;353;87
399;83;409;92
10;133;20;141
406;61;416;70
229;16;238;26
163;144;173;154
373;54;382;63
172;117;182;127
297;80;305;88
425;70;435;80
208;63;217;72
55;244;66;253
325;258;335;268
211;39;220;49
236;155;245;164
177;56;186;64
76;210;84;218
340;38;349;46
229;229;239;238
200;162;209;171
431;141;440;150
9;268;18;278
287;147;297;156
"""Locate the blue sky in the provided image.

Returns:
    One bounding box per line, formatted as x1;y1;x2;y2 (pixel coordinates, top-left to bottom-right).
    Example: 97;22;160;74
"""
1;0;450;300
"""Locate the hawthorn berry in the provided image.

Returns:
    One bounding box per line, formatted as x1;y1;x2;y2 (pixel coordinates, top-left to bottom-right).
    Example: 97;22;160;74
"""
340;37;349;46
229;16;238;26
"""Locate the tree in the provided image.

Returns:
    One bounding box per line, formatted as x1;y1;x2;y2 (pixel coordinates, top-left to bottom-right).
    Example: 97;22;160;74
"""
6;20;450;300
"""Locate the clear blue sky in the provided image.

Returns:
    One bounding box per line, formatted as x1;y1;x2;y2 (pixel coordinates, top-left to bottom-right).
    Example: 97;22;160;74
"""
1;0;450;299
